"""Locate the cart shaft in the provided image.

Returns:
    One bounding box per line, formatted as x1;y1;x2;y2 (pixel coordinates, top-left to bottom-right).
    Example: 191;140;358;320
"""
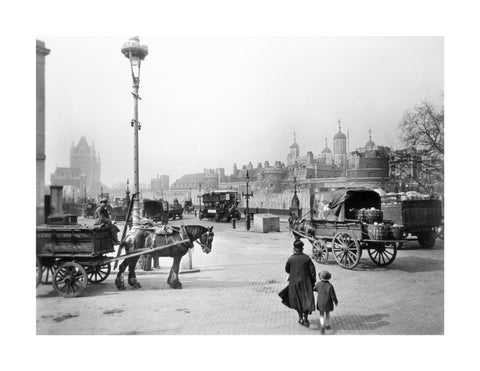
100;238;191;265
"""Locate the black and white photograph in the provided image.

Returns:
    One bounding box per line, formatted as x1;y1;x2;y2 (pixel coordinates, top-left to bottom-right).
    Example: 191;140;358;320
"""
35;35;445;336
3;0;478;370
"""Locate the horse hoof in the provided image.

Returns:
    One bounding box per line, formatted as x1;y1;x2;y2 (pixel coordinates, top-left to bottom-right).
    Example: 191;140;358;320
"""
169;281;182;289
128;278;142;289
115;278;125;291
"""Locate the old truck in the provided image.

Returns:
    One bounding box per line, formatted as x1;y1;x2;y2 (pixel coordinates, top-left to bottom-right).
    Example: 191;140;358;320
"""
381;195;443;248
199;190;241;222
142;198;184;223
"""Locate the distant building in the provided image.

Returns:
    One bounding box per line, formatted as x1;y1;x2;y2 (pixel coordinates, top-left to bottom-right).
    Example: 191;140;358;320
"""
332;122;348;175
347;132;390;184
50;136;101;196
151;174;169;193
172;125;395;197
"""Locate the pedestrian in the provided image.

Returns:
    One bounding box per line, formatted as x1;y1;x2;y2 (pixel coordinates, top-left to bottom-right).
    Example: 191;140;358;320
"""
279;239;316;327
94;198;121;244
314;270;338;334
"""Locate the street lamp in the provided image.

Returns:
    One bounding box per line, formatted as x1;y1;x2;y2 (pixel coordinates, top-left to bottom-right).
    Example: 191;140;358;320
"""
242;171;253;230
197;182;202;218
122;36;148;227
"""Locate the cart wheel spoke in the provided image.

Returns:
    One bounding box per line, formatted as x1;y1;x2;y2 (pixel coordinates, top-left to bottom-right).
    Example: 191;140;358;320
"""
36;257;42;288
87;263;111;284
332;232;360;269
311;240;329;264
368;243;397;267
53;262;88;298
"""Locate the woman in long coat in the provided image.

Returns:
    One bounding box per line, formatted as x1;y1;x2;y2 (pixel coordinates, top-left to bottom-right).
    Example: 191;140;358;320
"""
281;239;316;327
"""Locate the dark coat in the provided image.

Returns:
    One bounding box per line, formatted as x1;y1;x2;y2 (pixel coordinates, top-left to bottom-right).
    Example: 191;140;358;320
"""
314;281;338;312
281;252;316;314
94;205;112;226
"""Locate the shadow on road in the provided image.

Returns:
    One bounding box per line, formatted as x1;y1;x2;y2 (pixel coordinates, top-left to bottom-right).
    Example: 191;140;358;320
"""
389;256;444;273
316;313;390;333
327;255;443;274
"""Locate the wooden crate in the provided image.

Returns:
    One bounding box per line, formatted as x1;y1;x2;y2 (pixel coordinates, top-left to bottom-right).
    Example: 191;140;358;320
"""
382;200;442;228
36;226;114;256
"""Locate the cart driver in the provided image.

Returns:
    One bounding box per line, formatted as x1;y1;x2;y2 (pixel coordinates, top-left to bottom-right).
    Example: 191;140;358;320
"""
95;198;121;245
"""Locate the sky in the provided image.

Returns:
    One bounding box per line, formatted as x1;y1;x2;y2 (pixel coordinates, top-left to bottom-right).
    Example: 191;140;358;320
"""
42;36;443;187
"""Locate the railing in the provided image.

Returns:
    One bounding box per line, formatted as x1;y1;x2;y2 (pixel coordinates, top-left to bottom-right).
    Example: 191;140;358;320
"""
237;207;292;217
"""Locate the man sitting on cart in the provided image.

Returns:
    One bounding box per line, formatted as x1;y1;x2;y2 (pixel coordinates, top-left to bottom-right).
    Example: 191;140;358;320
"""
95;198;121;245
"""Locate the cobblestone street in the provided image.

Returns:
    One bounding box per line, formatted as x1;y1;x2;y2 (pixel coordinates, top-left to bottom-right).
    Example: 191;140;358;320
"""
36;214;444;335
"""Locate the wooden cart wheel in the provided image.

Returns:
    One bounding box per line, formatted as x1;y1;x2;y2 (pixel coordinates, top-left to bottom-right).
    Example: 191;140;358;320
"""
311;239;329;264
86;262;111;283
53;262;88;298
41;263;57;284
417;232;436;249
36;257;42;288
368;242;397;266
332;232;361;269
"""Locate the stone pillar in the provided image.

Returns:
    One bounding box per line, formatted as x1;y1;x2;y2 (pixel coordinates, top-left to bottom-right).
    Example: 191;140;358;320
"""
36;40;50;224
49;185;63;215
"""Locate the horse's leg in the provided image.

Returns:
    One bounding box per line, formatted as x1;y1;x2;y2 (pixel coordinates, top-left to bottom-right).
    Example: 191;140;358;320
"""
115;258;128;290
128;256;141;288
168;256;183;289
153;252;160;269
142;253;152;271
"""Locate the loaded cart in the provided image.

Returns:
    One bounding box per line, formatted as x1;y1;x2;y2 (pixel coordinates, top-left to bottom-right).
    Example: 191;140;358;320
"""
290;188;405;270
382;197;442;248
36;214;188;297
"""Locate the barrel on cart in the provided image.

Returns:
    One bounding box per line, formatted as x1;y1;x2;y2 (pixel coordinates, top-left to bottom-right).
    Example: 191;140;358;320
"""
36;214;115;297
290;188;405;270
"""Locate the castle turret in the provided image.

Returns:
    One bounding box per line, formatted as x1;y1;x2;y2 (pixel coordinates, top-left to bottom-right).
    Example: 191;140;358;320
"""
333;120;347;175
287;132;300;166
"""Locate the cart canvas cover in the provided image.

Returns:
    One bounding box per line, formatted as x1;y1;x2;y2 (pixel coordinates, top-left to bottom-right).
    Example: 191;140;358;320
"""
326;188;381;222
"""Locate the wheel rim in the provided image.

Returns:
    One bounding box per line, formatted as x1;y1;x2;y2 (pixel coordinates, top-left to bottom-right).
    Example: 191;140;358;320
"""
332;232;361;269
368;243;397;266
312;240;328;264
53;262;88;298
36;257;42;288
86;263;111;283
417;232;436;248
41;264;57;284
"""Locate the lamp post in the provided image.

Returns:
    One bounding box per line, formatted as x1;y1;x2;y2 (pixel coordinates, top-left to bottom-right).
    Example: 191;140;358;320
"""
242;171;253;230
83;186;87;217
197;182;202;218
122;36;148;227
125;179;131;205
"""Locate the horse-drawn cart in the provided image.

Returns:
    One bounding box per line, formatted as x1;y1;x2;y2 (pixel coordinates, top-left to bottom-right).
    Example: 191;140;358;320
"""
291;188;404;270
36;214;190;297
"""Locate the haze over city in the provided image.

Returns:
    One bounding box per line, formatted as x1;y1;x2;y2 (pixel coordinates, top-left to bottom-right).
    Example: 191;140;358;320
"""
42;36;443;187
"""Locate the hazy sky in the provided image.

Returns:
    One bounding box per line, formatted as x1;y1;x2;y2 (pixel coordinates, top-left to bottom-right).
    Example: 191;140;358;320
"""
42;36;443;187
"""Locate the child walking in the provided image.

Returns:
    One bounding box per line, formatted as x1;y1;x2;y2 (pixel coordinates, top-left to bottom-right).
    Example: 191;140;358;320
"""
314;270;338;334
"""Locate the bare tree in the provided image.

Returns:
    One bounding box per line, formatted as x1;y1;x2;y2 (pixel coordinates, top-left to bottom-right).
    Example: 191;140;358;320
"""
390;99;444;193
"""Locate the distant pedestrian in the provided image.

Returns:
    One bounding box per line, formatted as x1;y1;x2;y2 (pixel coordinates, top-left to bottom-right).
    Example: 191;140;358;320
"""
314;270;338;334
279;239;316;327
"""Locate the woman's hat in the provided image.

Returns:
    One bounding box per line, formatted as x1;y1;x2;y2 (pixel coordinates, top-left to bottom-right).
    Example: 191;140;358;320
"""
100;198;108;203
293;239;304;249
320;270;331;281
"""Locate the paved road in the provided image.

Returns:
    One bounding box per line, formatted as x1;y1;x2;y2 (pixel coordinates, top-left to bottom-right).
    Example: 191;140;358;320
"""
36;214;444;335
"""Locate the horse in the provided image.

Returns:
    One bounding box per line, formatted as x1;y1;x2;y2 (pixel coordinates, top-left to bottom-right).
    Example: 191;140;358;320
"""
115;225;214;290
289;217;315;240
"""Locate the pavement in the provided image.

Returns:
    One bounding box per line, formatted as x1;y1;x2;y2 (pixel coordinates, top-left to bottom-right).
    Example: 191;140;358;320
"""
36;213;444;335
